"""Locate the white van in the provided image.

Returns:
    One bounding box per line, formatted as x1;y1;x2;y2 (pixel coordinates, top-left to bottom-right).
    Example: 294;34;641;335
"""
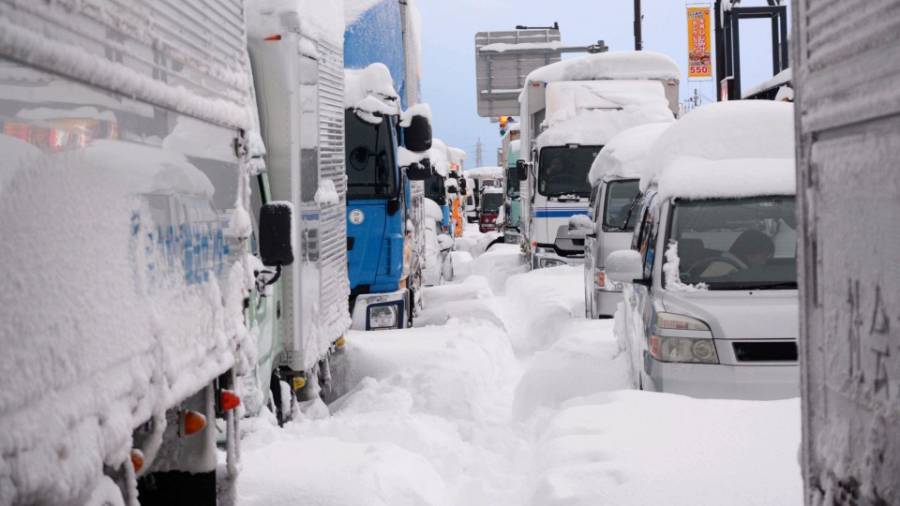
582;122;671;318
607;101;799;400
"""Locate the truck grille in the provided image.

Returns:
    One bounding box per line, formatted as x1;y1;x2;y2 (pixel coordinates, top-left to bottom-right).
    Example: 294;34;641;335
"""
732;341;798;362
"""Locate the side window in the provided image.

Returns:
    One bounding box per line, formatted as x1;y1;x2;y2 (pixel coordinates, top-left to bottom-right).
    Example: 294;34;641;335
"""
632;204;650;252
643;207;659;277
588;184;601;220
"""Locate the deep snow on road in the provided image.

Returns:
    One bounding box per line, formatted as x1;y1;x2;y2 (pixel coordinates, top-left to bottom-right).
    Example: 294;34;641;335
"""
236;224;802;506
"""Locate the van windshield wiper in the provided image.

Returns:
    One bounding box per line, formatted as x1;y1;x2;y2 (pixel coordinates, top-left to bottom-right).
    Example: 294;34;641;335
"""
730;281;798;290
618;194;641;231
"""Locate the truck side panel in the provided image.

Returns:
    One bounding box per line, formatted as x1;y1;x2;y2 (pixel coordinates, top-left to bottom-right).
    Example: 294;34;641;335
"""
795;0;900;504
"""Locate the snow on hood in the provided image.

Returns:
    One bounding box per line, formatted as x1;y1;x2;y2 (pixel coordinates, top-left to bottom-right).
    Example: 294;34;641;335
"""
587;122;672;185
424;198;443;222
642;101;796;199
465;166;503;178
525;51;680;85
246;0;345;46
344;63;399;121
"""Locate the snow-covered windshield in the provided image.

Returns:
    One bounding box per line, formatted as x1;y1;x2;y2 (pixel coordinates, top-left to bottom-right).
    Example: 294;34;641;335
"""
538;146;600;197
481;193;503;213
669;197;797;290
506;166;520;197
424;173;446;204
603;180;641;231
345;109;397;199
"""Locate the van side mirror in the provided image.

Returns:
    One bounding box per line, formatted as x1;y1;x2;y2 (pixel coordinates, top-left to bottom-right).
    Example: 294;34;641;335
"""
606;250;645;285
259;202;295;267
406;159;433;181
516;159;528;181
403;114;432;153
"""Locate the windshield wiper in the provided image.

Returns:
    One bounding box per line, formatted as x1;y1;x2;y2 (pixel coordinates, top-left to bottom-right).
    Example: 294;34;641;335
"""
730;281;798;290
618;194;642;231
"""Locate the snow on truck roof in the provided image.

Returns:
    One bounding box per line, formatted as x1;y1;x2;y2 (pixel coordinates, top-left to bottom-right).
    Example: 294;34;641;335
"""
587;122;673;186
641;101;796;200
247;0;344;45
536;80;675;149
525;51;680;85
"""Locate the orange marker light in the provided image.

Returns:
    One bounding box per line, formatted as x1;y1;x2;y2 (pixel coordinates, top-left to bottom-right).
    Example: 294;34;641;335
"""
131;449;144;473
264;34;282;41
181;410;207;436
220;390;241;412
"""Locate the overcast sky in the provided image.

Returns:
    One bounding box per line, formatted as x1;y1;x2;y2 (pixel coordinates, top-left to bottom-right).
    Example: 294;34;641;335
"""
417;0;790;166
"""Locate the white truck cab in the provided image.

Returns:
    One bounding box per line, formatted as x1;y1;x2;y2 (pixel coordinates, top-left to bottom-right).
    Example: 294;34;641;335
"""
583;122;672;318
518;52;680;270
607;101;799;400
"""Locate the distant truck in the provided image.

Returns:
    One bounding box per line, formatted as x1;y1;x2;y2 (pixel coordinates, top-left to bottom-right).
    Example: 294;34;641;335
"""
245;0;351;412
479;186;504;233
517;51;680;269
503;136;523;244
794;0;900;503
0;0;290;502
344;0;434;331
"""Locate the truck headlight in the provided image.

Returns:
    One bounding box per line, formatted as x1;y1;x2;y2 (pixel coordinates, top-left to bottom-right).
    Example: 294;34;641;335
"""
369;303;400;330
650;335;719;363
539;257;566;268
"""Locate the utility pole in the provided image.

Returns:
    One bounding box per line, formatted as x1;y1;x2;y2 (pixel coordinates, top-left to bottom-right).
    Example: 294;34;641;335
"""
475;138;483;167
634;0;642;50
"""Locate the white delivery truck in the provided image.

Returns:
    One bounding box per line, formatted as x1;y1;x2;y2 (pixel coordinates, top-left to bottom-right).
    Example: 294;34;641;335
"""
245;1;351;411
0;0;287;503
516;51;680;269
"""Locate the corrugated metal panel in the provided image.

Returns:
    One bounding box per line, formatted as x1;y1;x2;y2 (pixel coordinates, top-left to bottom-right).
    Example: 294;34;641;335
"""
317;40;350;335
795;0;900;504
0;0;251;128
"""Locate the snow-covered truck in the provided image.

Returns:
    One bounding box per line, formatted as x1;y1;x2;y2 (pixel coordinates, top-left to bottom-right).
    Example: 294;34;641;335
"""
245;1;351;411
0;0;279;502
516;51;680;269
343;0;434;331
794;0;900;503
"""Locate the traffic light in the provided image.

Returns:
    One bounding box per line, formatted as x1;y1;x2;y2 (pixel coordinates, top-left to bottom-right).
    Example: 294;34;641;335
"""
499;116;509;136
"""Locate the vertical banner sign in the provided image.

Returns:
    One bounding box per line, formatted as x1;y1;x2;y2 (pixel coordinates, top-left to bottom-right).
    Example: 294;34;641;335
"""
687;6;712;79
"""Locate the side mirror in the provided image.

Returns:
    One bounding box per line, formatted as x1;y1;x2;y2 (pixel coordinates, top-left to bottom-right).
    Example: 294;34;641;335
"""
259;202;295;267
516;159;528;181
447;186;458;195
459;178;468;193
605;250;645;285
568;214;593;235
407;160;433;181
403;114;432;152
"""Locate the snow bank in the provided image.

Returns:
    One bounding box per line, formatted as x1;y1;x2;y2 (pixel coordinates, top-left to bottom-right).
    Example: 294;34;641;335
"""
247;0;345;46
525;51;680;85
503;265;585;355
587;122;672;185
642;101;796;199
527;392;802;506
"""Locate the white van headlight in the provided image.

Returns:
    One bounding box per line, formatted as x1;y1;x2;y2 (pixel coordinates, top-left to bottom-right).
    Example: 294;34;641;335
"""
650;335;719;363
369;303;400;330
656;313;710;331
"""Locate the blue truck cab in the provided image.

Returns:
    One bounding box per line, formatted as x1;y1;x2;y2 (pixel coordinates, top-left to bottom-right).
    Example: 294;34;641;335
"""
344;0;432;330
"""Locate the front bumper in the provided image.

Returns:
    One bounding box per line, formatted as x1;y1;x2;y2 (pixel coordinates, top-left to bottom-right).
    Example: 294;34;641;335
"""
643;355;799;400
350;290;409;331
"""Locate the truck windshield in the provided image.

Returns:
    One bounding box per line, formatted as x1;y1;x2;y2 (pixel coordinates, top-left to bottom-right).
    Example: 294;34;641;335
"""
506;166;520;197
669;196;797;290
538;146;600;197
482;193;503;213
424;173;446;204
602;180;641;231
345;109;397;199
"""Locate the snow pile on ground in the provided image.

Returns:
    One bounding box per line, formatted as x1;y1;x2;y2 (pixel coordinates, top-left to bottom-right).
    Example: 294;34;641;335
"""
238;222;803;506
525;392;802;506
